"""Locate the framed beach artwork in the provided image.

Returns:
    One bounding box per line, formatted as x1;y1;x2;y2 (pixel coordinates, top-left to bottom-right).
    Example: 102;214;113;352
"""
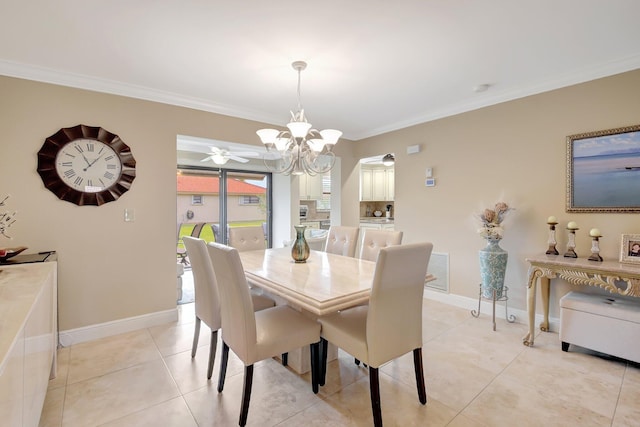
566;124;640;212
619;234;640;264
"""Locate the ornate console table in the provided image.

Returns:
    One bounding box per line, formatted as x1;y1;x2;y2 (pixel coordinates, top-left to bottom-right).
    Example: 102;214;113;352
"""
523;254;640;346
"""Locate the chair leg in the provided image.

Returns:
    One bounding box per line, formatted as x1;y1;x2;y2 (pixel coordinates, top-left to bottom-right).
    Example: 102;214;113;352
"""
320;338;328;386
207;330;218;380
239;365;254;427
413;348;427;404
191;317;201;358
369;367;383;427
309;342;320;394
282;353;288;366
217;342;229;393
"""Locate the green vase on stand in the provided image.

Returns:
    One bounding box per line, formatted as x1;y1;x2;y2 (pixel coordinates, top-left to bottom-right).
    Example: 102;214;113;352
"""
479;237;508;299
291;225;310;263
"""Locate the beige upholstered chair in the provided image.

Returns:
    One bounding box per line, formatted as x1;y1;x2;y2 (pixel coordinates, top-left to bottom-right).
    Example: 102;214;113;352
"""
207;242;322;427
359;229;404;262
323;226;359;257
182;237;275;380
318;242;433;427
228;226;267;252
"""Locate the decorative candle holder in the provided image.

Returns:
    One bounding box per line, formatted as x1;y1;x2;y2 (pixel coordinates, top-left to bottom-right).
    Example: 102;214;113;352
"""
588;228;603;262
546;221;559;255
588;236;603;262
564;226;578;258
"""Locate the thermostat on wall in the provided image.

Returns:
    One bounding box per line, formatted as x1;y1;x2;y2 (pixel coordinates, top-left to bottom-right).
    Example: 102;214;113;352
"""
425;178;436;187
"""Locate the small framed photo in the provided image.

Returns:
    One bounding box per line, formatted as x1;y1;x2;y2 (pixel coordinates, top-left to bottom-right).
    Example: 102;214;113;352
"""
619;234;640;264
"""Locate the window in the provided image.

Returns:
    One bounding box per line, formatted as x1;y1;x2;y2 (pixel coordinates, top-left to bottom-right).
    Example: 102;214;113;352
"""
239;195;260;205
192;195;203;205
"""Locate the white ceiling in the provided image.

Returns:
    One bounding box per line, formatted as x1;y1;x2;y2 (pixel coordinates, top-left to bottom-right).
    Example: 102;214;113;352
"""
2;1;640;141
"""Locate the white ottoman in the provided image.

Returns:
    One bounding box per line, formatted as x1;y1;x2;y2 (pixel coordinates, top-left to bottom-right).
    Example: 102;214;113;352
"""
560;291;640;363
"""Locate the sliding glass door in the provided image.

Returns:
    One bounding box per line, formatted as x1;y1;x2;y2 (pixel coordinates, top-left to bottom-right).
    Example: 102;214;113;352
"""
177;167;272;252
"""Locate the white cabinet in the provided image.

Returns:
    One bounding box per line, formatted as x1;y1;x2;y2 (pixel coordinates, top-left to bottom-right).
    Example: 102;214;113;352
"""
299;174;323;200
386;168;394;201
360;166;394;201
361;169;373;201
0;262;57;427
360;222;395;231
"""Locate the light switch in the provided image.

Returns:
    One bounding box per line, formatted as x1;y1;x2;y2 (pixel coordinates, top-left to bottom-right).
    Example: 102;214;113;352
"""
426;167;433;178
124;208;135;222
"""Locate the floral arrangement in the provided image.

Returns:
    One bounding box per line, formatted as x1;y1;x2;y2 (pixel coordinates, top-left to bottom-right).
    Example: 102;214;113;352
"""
477;202;512;239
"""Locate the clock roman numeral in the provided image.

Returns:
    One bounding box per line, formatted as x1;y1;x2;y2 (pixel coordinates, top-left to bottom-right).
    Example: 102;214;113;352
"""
64;169;76;178
104;155;115;162
104;172;115;180
61;161;73;167
86;143;95;152
74;144;84;153
87;179;93;187
107;164;117;170
74;176;83;186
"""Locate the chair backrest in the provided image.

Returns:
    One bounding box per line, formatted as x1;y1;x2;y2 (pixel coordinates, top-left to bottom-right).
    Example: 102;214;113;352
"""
323;226;360;257
207;242;258;363
228;226;267;252
182;236;221;330
359;229;404;262
366;242;433;367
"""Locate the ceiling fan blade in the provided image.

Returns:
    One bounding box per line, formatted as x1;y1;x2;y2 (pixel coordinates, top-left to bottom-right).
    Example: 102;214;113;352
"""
228;154;249;163
231;151;260;158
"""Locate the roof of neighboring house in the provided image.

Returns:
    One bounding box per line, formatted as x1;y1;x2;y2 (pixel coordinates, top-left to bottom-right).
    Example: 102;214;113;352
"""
177;175;266;195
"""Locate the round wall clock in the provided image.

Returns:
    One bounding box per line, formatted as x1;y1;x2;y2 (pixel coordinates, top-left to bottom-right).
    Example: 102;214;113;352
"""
37;124;136;206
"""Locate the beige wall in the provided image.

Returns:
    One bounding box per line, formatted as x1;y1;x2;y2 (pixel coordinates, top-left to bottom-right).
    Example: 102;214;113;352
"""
350;69;640;316
2;69;639;332
0;76;289;330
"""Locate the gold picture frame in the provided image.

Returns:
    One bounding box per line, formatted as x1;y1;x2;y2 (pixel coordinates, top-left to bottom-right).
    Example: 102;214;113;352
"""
619;234;640;264
566;124;640;213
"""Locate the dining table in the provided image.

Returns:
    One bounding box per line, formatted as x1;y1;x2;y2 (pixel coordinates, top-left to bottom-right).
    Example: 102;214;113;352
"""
239;247;377;315
238;247;435;373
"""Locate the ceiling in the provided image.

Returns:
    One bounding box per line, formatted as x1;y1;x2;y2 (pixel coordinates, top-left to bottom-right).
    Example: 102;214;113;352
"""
2;1;640;141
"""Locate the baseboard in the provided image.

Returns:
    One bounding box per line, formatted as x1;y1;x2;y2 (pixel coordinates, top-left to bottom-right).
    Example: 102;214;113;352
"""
423;288;560;332
58;308;179;347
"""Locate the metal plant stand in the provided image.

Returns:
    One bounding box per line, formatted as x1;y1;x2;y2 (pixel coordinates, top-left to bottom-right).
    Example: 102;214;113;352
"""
471;284;516;331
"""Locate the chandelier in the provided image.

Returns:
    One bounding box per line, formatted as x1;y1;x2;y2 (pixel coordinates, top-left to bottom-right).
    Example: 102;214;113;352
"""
257;61;342;176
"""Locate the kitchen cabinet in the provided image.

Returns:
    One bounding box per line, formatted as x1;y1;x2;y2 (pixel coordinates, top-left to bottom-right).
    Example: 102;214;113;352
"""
299;174;323;200
360;166;394;201
359;222;395;231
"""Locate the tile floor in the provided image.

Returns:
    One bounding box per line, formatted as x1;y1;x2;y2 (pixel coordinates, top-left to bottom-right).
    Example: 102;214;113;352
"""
39;299;640;427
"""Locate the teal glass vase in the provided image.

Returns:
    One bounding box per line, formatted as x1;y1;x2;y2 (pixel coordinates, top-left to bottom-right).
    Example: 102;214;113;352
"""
291;225;310;263
479;237;508;299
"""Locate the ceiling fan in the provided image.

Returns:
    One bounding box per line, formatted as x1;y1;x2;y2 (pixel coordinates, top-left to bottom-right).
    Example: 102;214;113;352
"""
201;147;260;165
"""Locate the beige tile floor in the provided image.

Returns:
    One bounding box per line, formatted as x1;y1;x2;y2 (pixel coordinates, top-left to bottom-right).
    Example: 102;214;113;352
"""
39;299;640;427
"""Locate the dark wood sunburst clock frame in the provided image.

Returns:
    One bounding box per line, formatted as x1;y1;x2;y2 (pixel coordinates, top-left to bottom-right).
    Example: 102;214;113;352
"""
37;124;136;206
